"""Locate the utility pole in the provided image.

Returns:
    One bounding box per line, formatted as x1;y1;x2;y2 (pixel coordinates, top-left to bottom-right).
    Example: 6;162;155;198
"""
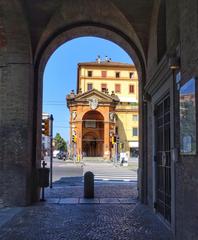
116;135;119;165
115;142;117;166
49;114;53;188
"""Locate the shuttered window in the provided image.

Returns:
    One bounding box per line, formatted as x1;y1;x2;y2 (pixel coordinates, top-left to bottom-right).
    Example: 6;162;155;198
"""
129;85;134;93
115;84;121;93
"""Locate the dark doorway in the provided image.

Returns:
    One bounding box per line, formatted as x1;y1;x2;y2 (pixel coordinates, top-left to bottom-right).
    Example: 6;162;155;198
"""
83;139;103;157
155;95;171;223
82;111;104;157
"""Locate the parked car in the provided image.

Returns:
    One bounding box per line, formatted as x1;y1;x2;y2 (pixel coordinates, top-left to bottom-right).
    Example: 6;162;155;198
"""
53;150;60;158
56;151;67;160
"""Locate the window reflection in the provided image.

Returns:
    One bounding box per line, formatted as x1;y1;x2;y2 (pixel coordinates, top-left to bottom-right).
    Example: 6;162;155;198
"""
180;78;196;154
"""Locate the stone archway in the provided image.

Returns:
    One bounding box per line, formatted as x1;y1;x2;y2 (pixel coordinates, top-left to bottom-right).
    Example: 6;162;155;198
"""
0;1;148;207
35;25;146;205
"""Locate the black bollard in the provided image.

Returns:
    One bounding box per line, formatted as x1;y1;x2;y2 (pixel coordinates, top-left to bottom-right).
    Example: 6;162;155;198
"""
84;171;94;198
38;160;49;202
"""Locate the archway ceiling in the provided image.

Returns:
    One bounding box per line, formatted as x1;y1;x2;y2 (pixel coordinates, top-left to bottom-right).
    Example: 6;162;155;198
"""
20;0;154;58
111;0;154;54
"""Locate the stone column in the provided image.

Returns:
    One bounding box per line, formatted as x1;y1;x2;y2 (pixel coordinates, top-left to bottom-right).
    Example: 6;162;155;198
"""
0;1;37;207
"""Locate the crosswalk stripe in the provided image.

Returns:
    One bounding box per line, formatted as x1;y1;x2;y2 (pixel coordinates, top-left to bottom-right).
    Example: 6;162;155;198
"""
83;173;137;181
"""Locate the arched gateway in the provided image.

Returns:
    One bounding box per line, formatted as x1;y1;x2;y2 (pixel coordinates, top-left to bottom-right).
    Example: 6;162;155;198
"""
66;89;119;160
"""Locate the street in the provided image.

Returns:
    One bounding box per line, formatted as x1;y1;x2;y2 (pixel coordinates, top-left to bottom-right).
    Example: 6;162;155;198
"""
44;157;138;183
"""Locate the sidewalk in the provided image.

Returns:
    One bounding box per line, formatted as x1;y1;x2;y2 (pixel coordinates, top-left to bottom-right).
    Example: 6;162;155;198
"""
0;180;173;240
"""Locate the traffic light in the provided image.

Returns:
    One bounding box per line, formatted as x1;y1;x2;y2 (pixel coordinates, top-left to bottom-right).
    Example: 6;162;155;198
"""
119;143;124;150
112;136;116;144
72;135;77;143
42;119;50;136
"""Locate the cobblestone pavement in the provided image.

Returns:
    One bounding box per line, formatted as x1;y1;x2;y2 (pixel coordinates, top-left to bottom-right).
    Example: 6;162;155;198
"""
45;179;138;199
0;203;172;240
0;180;173;240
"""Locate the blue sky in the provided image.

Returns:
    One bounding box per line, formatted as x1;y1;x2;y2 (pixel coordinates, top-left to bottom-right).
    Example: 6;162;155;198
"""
43;37;133;141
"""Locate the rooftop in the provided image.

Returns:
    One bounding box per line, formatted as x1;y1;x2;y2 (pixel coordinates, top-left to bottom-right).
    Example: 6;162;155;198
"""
78;56;134;68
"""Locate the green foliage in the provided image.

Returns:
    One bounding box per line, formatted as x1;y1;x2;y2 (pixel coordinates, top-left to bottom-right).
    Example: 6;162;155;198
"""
130;102;138;106
54;133;67;151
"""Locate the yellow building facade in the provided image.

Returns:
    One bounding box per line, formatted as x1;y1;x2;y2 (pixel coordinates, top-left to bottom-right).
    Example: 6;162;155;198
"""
67;57;139;159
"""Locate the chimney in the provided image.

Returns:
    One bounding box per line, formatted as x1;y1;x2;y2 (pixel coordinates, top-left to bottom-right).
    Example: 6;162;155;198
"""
96;55;101;63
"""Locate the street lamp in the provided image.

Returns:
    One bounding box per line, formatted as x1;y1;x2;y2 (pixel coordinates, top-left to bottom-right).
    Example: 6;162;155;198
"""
168;56;180;70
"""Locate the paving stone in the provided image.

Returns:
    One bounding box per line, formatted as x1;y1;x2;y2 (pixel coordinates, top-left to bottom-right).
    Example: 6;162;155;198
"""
0;207;22;228
0;204;172;240
118;198;137;204
59;198;79;204
100;198;120;204
79;198;100;204
46;198;60;204
0;181;172;240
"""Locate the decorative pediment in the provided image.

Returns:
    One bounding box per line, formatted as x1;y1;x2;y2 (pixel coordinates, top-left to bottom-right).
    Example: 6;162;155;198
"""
66;89;119;109
75;89;119;103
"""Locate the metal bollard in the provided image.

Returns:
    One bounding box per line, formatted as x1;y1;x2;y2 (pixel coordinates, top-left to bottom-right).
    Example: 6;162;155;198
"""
84;171;94;198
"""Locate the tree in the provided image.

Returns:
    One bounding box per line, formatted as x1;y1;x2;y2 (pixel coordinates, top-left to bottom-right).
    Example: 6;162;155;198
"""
54;133;67;151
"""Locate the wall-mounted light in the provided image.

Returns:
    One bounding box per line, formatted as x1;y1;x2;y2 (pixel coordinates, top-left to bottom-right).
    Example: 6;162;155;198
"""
143;92;151;102
168;56;180;70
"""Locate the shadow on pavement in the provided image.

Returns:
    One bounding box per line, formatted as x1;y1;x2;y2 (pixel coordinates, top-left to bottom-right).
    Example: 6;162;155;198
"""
53;176;83;186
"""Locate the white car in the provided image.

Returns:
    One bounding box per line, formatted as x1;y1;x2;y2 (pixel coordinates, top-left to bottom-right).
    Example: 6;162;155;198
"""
53;150;60;158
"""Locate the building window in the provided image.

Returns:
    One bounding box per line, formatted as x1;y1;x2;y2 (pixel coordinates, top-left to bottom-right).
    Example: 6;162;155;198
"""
129;85;134;93
133;115;138;121
87;83;93;91
132;127;138;136
129;72;134;79
101;83;107;92
115;72;120;78
85;121;96;128
88;71;92;77
115;84;121;93
101;71;107;77
115;127;118;134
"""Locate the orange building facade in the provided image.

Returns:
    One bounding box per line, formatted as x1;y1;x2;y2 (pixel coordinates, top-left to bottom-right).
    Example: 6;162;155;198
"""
67;89;119;159
66;58;139;160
